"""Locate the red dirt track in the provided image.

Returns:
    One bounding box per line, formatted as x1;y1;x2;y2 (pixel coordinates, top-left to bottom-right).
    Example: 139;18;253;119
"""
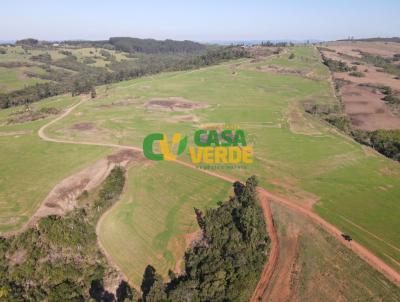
38;98;400;300
250;189;280;302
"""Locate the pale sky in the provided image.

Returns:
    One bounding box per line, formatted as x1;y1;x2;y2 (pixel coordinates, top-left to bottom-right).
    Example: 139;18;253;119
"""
1;0;400;41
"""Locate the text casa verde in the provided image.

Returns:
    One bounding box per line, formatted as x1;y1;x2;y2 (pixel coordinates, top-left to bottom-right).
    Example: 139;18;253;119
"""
143;129;253;164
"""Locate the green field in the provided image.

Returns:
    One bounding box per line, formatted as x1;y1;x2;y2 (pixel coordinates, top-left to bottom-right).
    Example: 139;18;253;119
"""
43;46;400;275
0;66;47;92
1;46;399;285
98;161;231;284
0;96;111;232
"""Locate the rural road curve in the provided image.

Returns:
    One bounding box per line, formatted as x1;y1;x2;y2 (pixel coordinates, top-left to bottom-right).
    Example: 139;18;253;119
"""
38;97;400;297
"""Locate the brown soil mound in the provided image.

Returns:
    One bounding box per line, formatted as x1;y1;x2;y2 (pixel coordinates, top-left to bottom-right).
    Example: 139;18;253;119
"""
145;97;208;111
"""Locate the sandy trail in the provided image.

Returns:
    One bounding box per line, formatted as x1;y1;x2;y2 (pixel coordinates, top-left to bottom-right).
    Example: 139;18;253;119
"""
38;96;400;298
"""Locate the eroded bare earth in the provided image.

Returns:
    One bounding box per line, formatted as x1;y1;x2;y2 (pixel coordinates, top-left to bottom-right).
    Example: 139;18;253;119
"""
11;149;141;235
145;97;208;111
319;42;400;130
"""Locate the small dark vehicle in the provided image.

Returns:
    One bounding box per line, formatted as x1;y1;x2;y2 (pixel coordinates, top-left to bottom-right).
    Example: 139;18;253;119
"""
341;234;352;241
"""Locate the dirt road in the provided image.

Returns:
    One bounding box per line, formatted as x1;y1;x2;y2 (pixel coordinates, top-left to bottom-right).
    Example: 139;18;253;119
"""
250;189;280;302
38;97;400;298
261;189;400;287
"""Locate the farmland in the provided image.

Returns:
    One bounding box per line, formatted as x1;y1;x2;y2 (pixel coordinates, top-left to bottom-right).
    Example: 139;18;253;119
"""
0;43;399;297
0;95;111;233
266;201;400;301
319;41;400;130
40;46;400;275
98;160;231;284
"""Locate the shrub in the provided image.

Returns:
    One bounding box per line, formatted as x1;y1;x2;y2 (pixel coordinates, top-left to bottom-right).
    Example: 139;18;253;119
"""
322;56;350;72
82;57;96;64
383;94;400;105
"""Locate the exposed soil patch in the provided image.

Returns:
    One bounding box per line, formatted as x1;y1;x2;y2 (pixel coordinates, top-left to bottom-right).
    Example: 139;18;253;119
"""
7;108;60;124
7;249;27;266
320;44;400;130
16;149;142;233
334;69;400;91
145;97;208;111
340;84;400;130
70;122;97;131
173;231;202;275
320;47;400;90
107;149;140;164
326;41;400;59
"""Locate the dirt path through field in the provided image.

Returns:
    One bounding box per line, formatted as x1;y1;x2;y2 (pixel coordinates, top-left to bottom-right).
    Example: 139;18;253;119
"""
261;188;400;287
250;189;280;302
37;95;400;299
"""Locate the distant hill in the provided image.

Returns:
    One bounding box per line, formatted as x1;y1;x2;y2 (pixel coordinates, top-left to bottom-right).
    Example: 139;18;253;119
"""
107;37;206;53
337;37;400;43
14;36;208;54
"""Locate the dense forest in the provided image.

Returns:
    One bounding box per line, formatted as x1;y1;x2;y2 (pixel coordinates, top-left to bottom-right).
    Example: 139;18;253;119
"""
55;37;207;54
107;37;206;54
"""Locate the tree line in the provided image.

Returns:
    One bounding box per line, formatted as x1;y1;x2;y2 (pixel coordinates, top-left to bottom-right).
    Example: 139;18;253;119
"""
140;176;269;301
0;167;139;301
0;172;268;301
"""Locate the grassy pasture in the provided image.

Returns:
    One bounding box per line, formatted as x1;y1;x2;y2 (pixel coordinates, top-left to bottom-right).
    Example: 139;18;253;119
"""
98;160;231;284
45;46;399;276
0;96;111;232
0;66;47;92
1;45;399;287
